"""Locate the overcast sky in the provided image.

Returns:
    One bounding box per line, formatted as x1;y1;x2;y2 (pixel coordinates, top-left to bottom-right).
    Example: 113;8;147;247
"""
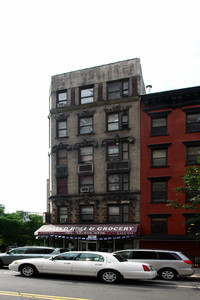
0;0;199;213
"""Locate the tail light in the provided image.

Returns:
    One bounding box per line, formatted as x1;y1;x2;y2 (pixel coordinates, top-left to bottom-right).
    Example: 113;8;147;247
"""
184;260;193;265
142;264;150;271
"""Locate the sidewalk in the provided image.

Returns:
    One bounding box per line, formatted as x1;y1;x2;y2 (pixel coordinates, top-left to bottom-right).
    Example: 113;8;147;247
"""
192;268;200;278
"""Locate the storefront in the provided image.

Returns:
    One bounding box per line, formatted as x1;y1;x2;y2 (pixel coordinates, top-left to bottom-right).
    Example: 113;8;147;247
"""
34;224;140;252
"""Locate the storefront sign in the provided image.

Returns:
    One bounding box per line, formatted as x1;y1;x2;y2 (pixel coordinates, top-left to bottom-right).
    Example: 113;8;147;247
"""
34;224;139;237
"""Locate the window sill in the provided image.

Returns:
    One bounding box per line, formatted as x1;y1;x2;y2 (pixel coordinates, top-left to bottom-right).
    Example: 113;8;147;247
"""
151;165;169;168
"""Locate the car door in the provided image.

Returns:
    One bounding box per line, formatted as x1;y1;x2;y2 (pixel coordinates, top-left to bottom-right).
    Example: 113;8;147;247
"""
4;248;27;265
72;253;105;276
42;252;78;275
130;251;162;270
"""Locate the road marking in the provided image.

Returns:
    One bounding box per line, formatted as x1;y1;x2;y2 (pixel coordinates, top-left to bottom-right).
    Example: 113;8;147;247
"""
0;291;92;300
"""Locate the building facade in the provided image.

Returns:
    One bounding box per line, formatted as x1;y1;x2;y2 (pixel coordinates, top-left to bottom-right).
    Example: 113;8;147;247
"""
140;86;200;264
35;59;145;251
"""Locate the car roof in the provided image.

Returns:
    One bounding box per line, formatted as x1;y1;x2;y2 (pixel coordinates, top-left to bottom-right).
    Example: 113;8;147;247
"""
114;249;181;253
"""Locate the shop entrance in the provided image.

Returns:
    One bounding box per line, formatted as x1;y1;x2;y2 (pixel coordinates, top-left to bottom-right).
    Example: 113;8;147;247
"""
79;240;97;251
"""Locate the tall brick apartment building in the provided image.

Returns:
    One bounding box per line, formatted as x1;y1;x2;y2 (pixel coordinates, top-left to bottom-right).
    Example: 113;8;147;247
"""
35;59;145;251
140;86;200;263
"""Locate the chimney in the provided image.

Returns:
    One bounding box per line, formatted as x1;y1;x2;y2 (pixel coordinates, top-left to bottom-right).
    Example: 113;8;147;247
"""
146;85;152;94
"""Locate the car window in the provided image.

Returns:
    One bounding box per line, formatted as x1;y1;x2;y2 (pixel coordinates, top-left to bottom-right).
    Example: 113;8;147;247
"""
113;254;127;262
132;251;158;259
77;253;104;262
25;248;42;254
53;253;78;261
158;252;181;260
43;248;55;254
116;251;131;259
10;248;26;254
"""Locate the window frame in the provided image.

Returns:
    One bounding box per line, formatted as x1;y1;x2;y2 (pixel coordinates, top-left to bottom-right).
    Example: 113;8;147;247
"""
148;144;171;168
57;149;67;167
183;108;200;133
79;116;93;135
148;177;170;203
107;79;129;100
107;173;129;192
150;215;170;235
58;206;68;224
107;204;130;223
57;89;67;108
107;142;129;162
148;111;170;136
80;86;94;104
57;177;68;195
79;175;94;193
186;145;200;165
56;120;67;138
106;111;129;131
80;205;94;223
79;146;93;164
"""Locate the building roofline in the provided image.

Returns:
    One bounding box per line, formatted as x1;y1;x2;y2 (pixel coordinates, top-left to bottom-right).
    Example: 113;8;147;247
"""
51;58;140;78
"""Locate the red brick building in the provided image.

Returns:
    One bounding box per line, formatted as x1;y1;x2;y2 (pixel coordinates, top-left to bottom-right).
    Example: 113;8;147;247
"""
140;86;200;264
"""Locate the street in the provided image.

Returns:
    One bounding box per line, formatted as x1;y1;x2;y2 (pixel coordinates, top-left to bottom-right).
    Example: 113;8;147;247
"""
0;268;199;300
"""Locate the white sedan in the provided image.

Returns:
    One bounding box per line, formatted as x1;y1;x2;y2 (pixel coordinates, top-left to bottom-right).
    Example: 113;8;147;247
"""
9;251;157;283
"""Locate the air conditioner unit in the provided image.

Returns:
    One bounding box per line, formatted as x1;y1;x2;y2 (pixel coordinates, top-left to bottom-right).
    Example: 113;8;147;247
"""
78;164;93;173
80;187;90;193
57;102;67;108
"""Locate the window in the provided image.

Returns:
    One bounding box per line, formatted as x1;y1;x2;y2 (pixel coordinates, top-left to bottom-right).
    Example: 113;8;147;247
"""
107;173;129;191
57;177;67;194
186;145;200;165
79;175;94;192
185;214;200;235
151;216;168;235
107;112;128;131
108;205;129;223
58;206;68;224
132;251;158;260
107;80;129;100
148;144;171;167
80;86;94;104
79;117;93;135
183;108;200;133
78;253;104;261
57;90;67;107
53;253;78;261
80;206;94;223
57;149;67;167
148;177;170;203
57;120;67;138
151;117;167;136
148;111;170;136
79;147;93;164
152;149;167;167
107;143;129;161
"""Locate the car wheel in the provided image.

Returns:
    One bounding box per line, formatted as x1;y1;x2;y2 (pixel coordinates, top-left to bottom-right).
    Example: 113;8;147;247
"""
159;268;177;280
99;269;120;283
20;264;37;277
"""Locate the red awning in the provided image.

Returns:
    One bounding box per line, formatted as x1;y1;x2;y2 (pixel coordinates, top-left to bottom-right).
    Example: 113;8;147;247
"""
34;224;139;237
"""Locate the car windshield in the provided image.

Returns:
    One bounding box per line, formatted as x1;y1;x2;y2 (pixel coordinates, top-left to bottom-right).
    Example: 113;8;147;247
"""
113;254;127;262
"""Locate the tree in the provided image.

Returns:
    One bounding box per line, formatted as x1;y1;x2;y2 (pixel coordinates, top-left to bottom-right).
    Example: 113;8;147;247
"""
0;208;43;249
167;165;200;238
167;165;200;210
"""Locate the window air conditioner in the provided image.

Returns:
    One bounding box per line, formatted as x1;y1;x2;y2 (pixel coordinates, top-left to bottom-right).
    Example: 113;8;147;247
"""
78;164;93;173
80;187;90;193
57;102;67;108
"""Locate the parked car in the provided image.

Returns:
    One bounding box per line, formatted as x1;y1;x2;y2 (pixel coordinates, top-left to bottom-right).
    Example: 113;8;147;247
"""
0;246;61;268
113;249;194;280
8;251;157;283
